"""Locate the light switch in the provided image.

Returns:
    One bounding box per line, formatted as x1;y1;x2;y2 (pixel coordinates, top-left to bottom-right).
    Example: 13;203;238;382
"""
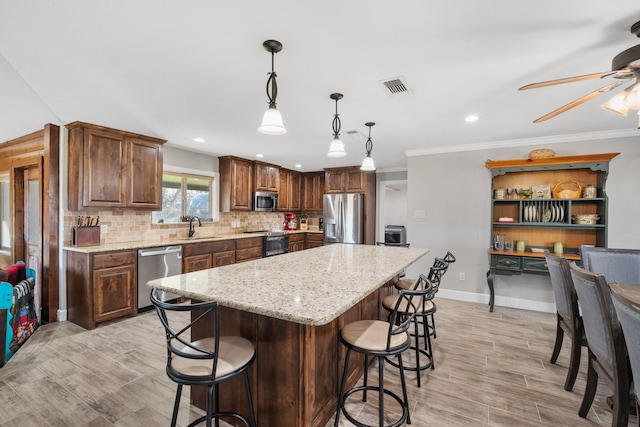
414;210;426;218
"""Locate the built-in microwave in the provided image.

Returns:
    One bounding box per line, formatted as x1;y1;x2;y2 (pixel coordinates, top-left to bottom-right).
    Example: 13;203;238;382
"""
252;191;278;212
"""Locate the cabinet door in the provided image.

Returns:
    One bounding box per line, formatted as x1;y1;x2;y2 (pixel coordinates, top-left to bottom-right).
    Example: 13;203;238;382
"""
325;170;345;194
213;250;236;267
290;171;301;211
83;128;127;208
93;263;136;324
231;159;253;211
184;254;212;273
127;137;163;208
255;163;279;192
302;173;324;212
279;169;291;211
345;169;366;193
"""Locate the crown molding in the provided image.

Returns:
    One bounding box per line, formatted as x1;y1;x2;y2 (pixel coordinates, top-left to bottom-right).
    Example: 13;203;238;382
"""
405;129;640;157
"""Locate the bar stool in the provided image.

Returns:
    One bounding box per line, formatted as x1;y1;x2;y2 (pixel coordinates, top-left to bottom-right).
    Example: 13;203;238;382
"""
334;288;427;427
382;274;435;386
151;289;256;427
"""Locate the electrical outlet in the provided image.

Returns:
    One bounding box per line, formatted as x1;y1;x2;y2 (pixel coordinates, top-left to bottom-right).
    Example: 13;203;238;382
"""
458;272;465;281
414;210;426;218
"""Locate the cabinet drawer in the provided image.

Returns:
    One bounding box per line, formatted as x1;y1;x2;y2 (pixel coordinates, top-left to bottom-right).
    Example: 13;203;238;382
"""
236;246;263;262
93;251;136;269
494;255;521;270
523;257;549;273
184;240;235;256
236;236;262;249
213;250;235;267
288;233;305;243
306;233;323;242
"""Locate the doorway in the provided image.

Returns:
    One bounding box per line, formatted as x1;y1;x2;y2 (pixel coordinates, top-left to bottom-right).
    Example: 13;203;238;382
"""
377;179;408;243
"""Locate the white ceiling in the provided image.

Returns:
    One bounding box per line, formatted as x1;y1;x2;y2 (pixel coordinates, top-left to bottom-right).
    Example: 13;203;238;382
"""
1;1;640;172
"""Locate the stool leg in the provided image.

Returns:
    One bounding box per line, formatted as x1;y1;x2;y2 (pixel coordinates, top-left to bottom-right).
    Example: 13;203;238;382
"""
431;312;437;338
244;370;256;427
334;349;352;427
363;355;369;402
214;383;219;427
378;355;385;426
398;354;411;425
413;316;422;387
171;384;182;427
207;384;214;427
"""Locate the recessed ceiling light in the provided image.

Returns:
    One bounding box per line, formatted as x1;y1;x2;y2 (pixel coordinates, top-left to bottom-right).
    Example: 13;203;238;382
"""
465;115;479;123
256;154;264;158
193;137;205;143
295;164;302;168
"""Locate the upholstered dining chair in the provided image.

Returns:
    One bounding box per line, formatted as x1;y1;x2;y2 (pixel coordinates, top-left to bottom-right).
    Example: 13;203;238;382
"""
545;251;586;391
610;285;640;426
334;286;429;427
151;289;256;427
569;263;630;427
580;245;640;285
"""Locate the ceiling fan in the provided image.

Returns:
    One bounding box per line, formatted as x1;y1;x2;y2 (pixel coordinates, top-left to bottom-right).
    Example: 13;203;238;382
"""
520;20;640;125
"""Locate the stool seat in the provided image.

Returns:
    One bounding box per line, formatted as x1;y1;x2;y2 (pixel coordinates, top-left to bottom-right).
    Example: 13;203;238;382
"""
171;336;255;379
341;319;409;351
382;294;434;313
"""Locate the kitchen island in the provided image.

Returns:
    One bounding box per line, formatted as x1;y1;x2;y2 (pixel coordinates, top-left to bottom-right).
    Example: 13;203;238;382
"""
147;243;429;427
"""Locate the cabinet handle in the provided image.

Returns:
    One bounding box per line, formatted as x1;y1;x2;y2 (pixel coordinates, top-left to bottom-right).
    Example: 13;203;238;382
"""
505;260;511;265
544;263;548;268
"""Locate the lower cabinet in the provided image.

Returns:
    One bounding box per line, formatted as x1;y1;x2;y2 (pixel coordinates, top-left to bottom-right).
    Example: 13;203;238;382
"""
305;233;324;249
289;233;305;253
236;237;263;263
184;240;236;273
66;250;137;330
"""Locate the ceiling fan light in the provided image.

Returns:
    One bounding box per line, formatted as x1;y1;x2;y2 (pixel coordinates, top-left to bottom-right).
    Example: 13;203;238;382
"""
259;107;287;135
327;138;347;157
601;92;629;116
360;156;376;171
624;84;640;110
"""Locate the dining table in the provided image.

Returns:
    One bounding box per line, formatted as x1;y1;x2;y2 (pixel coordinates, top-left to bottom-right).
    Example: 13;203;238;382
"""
609;282;640;309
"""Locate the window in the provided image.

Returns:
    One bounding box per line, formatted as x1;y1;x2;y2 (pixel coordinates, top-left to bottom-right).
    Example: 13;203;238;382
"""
152;172;218;223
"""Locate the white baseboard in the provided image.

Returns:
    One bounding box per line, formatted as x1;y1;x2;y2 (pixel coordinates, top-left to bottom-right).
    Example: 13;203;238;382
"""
437;289;555;313
57;309;67;322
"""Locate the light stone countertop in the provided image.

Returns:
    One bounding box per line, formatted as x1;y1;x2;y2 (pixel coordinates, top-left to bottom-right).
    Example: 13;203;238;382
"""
147;244;429;326
63;230;320;253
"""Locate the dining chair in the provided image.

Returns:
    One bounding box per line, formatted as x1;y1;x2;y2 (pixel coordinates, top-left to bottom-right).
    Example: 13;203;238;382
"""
334;287;428;427
610;285;640;426
544;251;586;391
151;289;256;427
569;263;630;427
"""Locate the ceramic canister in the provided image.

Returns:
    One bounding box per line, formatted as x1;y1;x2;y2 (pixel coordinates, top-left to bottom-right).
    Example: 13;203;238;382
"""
494;187;505;200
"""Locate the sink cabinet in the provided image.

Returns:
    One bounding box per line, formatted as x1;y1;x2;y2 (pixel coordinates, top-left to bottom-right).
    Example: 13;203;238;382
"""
219;156;253;212
485;152;619;311
183;240;236;273
66;249;137;329
67;122;165;210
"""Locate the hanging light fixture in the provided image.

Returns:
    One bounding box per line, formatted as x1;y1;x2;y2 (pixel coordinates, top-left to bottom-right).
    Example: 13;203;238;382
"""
327;93;346;157
360;122;376;171
258;40;286;135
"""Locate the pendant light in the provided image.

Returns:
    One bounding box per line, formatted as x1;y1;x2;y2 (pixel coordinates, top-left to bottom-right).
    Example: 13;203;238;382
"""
327;93;346;157
258;40;286;135
360;122;376;171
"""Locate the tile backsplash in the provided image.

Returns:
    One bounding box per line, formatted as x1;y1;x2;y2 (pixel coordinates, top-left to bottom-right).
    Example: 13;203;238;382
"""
63;210;320;246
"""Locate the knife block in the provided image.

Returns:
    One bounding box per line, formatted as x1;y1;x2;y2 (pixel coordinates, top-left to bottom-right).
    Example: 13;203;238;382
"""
72;226;101;247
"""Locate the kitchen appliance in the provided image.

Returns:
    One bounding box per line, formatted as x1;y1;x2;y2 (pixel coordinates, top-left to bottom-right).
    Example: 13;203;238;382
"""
384;225;407;246
137;245;182;311
263;231;289;257
285;213;297;230
323;193;364;245
299;214;308;231
252;191;278;212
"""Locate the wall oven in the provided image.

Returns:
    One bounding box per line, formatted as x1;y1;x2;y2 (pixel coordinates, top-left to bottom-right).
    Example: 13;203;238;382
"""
253;192;278;212
263;232;289;257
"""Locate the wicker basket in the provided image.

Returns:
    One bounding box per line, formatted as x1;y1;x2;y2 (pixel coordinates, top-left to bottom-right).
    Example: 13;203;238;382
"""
528;148;556;159
553;180;581;199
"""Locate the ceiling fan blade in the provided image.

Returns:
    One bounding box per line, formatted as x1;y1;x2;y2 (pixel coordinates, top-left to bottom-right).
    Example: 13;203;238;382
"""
519;71;613;90
533;82;622;123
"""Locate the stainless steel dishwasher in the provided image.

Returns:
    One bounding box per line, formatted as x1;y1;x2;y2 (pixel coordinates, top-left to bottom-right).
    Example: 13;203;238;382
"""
137;245;182;311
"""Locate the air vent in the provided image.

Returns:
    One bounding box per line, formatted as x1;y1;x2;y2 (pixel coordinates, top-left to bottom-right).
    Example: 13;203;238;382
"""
380;76;411;95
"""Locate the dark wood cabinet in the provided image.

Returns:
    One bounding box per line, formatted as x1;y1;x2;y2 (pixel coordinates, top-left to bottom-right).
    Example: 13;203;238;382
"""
183;240;236;273
302;172;325;213
67;122;164;210
305;233;324;249
219;156;253;212
236;236;263;263
288;233;305;252
66;249;137;329
279;168;302;212
254;161;279;193
325;167;368;194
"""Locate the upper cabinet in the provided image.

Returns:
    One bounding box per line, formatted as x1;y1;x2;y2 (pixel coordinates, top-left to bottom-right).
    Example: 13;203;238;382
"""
219;156;253;212
302;172;325;213
254;161;279;193
325;166;372;194
279;168;302;212
67;122;165;210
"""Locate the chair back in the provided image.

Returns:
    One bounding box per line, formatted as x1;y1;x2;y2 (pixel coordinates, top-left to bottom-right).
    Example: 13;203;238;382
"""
427;260;448;290
545;251;579;323
580;245;640;285
610;289;640;400
151;289;221;379
569;263;625;376
386;283;432;351
443;251;456;264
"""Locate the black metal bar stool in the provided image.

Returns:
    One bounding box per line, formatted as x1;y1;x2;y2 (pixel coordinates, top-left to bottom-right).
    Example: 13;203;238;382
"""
151;289;256;427
334;288;427;427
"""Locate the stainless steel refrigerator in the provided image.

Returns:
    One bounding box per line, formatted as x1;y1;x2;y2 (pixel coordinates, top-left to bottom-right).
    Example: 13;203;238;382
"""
323;193;365;244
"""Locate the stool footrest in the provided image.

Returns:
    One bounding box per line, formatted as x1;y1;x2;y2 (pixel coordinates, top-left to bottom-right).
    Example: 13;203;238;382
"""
339;385;408;427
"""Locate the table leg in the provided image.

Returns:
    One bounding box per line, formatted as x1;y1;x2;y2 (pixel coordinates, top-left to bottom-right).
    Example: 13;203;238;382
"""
486;269;495;312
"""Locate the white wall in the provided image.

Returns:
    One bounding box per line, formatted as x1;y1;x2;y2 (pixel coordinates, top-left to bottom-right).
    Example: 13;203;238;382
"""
405;136;640;312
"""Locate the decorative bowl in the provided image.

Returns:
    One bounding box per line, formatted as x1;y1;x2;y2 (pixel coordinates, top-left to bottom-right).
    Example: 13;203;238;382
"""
571;214;600;225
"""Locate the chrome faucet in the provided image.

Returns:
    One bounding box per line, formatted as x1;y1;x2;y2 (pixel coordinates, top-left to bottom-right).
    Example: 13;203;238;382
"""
188;216;201;238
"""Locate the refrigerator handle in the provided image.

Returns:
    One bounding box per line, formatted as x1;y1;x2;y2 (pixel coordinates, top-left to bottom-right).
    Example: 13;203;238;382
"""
338;195;344;242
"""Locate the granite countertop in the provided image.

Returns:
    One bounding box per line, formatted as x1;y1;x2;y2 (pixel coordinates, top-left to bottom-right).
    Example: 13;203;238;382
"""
63;229;323;253
147;244;429;326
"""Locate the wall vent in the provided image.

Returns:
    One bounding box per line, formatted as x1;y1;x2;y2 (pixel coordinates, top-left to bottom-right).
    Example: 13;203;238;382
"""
380;76;411;95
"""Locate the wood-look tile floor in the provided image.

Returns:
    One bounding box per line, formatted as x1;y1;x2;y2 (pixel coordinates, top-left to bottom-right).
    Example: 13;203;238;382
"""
0;298;635;426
